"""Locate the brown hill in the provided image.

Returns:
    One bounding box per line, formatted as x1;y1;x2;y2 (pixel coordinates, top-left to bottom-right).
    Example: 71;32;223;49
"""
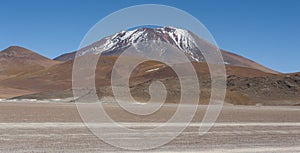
0;46;61;98
0;46;60;79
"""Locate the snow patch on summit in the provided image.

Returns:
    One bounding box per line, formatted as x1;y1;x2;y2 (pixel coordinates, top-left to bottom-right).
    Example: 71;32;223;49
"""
77;26;204;62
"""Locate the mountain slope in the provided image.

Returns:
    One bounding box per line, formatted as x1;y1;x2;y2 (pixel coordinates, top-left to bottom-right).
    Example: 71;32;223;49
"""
221;50;278;74
53;51;75;61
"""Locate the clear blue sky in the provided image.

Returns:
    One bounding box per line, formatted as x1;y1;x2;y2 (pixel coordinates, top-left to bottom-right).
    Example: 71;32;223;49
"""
0;0;299;73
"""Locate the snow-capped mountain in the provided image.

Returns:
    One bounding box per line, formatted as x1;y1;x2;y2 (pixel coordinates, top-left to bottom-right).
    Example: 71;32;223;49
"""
54;26;277;74
75;26;205;62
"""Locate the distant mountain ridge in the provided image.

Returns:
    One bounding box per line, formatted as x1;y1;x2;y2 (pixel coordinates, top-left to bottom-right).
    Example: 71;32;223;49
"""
1;45;299;105
0;27;299;105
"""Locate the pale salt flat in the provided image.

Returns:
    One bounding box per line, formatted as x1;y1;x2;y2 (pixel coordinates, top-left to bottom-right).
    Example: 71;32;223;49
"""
0;102;299;152
1;122;300;153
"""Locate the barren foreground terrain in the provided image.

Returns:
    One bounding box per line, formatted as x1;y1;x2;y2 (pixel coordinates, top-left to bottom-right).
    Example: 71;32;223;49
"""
0;102;299;153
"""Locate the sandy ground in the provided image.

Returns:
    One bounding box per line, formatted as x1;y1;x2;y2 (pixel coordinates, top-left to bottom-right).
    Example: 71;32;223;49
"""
0;102;299;152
